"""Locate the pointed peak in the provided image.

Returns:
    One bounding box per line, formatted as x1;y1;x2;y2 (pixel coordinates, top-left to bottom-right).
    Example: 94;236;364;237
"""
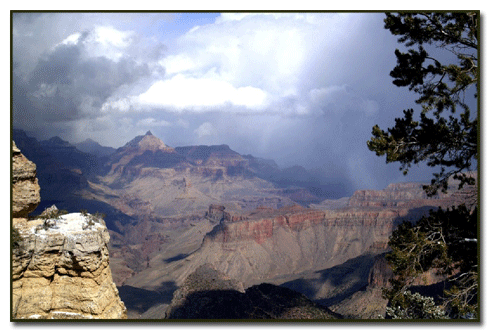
120;131;173;152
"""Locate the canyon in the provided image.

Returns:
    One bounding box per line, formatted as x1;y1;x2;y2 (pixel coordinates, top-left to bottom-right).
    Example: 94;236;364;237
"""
120;178;473;317
11;129;477;319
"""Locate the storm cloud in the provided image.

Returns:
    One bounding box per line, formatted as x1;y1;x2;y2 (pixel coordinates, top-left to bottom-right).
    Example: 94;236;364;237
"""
12;12;444;193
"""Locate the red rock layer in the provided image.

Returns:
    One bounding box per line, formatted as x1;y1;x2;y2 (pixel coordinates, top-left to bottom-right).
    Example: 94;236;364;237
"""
212;207;326;244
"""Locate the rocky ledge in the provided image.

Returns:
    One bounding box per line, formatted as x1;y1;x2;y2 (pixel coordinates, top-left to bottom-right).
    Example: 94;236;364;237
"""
12;212;127;319
11;143;126;319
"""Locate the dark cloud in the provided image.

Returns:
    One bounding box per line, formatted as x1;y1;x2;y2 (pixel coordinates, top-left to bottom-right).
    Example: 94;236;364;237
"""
13;25;156;135
12;12;463;194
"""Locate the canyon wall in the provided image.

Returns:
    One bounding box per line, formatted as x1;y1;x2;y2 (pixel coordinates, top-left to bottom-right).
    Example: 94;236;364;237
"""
187;206;396;286
169;177;475;288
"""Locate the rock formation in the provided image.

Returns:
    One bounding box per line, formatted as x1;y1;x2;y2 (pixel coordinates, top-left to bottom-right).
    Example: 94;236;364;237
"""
11;144;126;319
166;204;399;287
205;204;229;223
329;255;391;319
12;141;40;218
162;264;340;320
12;131;92;215
368;254;393;289
347;178;476;209
120;174;477;317
124;175;475;293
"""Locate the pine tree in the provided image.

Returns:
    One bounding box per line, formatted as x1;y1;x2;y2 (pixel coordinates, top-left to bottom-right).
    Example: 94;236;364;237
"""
384;205;477;318
367;12;478;195
367;12;479;319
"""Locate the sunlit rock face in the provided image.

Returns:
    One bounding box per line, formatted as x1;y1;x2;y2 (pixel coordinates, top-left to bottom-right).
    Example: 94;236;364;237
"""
11;143;126;319
169;178;476;288
12;214;127;319
190;205;395;286
12;141;41;218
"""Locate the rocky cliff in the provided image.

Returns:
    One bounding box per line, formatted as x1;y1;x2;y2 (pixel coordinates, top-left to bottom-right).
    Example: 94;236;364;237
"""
12;130;91;214
166;177;474;286
328;254;391;319
347;178;476;208
185;205;395;286
11;143;126;319
12;142;41;218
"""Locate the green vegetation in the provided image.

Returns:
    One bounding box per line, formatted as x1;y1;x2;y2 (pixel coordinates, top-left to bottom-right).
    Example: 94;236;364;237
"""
81;210;106;230
367;13;479;319
385;290;448;319
39;209;68;220
367;12;477;196
385;205;477;318
35;207;69;231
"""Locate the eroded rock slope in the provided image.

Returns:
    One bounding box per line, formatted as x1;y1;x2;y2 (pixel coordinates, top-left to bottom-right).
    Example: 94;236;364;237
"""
161;264;340;320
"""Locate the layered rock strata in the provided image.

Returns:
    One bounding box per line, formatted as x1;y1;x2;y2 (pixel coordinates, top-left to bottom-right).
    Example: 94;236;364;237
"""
11;144;126;319
12;214;127;319
170;179;474;287
191;207;392;286
347;178;476;208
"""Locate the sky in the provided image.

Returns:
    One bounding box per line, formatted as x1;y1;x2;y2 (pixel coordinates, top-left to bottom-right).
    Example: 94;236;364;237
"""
10;11;478;193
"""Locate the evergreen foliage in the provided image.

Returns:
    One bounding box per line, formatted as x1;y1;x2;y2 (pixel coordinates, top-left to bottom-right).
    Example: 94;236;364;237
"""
385;290;449;319
368;12;479;319
384;205;477;318
367;12;478;195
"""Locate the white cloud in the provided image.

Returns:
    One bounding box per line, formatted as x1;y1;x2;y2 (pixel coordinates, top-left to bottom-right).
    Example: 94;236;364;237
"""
101;97;137;113
126;12;379;119
92;13;380;118
161;54;197;75
216;13;330;25
174;14;311;91
134;13;360;115
60;32;82;46
194;122;217;138
53;25;136;63
135;75;269;111
81;26;136;62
